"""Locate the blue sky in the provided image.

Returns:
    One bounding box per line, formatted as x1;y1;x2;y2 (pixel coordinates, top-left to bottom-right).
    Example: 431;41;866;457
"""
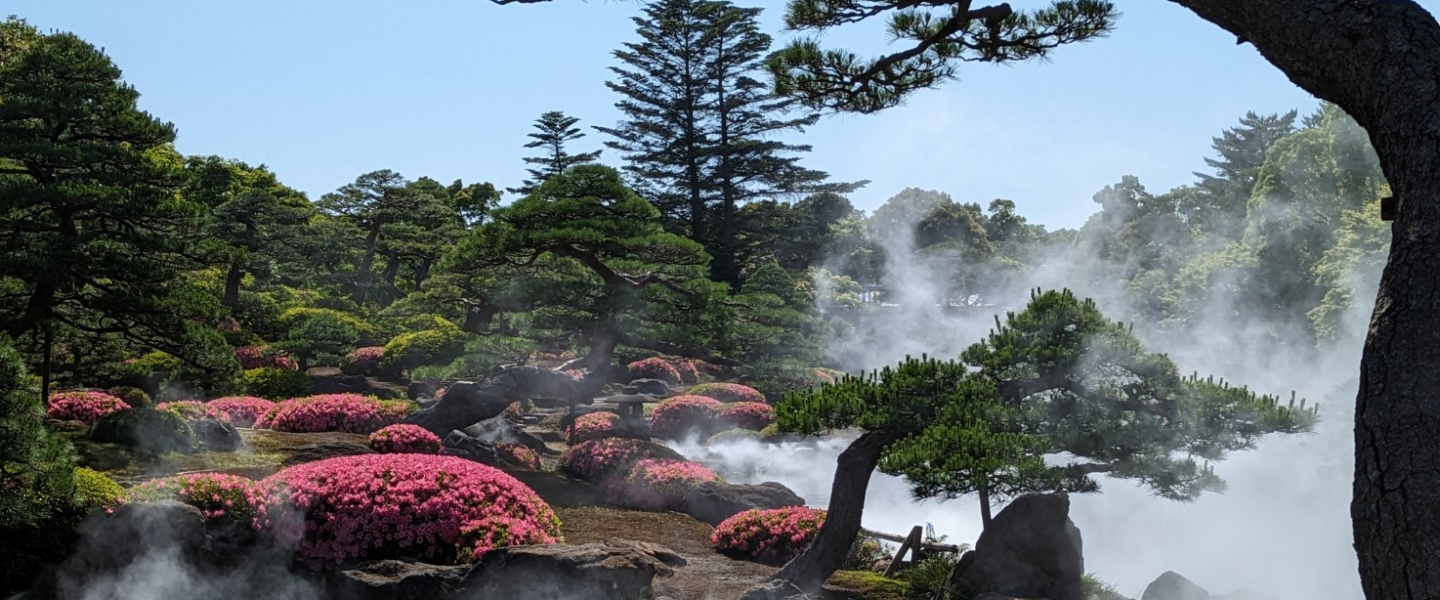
12;0;1436;229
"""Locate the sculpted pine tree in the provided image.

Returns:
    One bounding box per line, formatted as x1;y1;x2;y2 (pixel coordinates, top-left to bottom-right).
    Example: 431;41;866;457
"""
508;111;603;196
761;290;1315;595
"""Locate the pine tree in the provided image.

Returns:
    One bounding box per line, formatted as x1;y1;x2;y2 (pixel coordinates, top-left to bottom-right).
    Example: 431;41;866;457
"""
1181;110;1298;237
508;111;603;196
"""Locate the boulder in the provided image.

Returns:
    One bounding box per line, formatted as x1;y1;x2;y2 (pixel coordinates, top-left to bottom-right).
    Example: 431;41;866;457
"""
948;493;1084;600
407;381;436;401
403;381;520;436
89;408;196;457
280;440;375;467
681;481;806;526
57;501;213;580
462;416;556;455
192;418;243;452
1141;571;1209;600
331;559;469;600
628;378;670;397
443;430;501;465
45;419;90;434
307;367;401;399
457;540;685;600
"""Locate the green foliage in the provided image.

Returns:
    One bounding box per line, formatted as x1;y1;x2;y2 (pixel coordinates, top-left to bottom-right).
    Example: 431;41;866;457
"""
509;111;604;196
412;336;543;382
90;408;197;457
382;328;468;375
897;553;962;600
241;367;313;400
274;307;377;368
72;467;123;511
1081;573;1126;600
107;386;153;410
0;336;77;528
826;571;909;600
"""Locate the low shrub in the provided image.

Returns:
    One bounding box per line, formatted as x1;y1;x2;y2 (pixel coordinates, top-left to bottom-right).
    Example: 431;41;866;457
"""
235;345;297;371
72;468;123;512
204;396;277;428
687;383;766;404
648;395;723;440
844;536;889;570
381;329;467;375
256;453;562;564
667;358;699;384
127;473;264;526
106;386;152;409
257;394;411;434
627;358;681;384
570;411;618;443
156;400;209;421
712;506;827;565
496;443;542;470
46;391;129;424
603;458;721;511
241;366;313;400
340;346;385;376
558;438;685;484
706;428;761;445
718;402;774;431
90;408;196;456
369;424;443;454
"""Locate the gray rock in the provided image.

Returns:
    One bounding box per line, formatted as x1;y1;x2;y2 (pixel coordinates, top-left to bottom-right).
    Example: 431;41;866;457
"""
457;540;685;600
331;559;469;600
1141;571;1209;600
681;481;806;526
407;381;436;401
628;378;670;397
443;430;500;465
192;418;243;452
949;493;1084;600
280;440;375;467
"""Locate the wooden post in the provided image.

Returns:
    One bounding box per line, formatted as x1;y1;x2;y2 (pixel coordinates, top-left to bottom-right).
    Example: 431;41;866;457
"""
882;525;925;578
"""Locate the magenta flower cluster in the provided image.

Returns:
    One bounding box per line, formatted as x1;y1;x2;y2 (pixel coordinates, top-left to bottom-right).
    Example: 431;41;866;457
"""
496;443;542;470
369;424;443;454
156;400;209;421
712;506;827;565
603;458;721;511
648;395;724;440
47;391;130;424
204;396;277;428
235;345;298;371
558;438;682;484
255;394;414;434
343;346;385;375
688;383;766;404
627;357;682;384
570;411;618;443
719;402;775;431
127;472;264;525
255;453;562;564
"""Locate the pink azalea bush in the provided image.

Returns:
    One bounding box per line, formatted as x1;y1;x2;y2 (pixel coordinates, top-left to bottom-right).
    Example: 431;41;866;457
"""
558;438;685;484
719;402;775;431
570;411;619;443
496;443;542;470
603;458;721;511
341;346;385;376
693;360;725;377
126;473;264;526
627;357;682;384
648;395;724;440
235;344;298;371
256;394;413;434
688;383;766;404
204;396;277;428
255;453;562;564
665;358;699;384
369;424;443;454
47;391;130;424
156;400;209;421
712;506;827;565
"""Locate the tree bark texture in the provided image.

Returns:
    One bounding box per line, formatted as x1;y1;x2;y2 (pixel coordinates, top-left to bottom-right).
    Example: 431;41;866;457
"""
1162;2;1440;597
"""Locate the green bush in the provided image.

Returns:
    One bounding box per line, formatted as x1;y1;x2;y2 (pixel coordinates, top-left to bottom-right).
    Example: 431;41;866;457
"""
900;553;962;600
381;329;467;375
0;336;77;530
107;386;153;409
72;467;123;511
1082;573;1126;600
90;408;196;457
411;336;539;382
241;367;313;400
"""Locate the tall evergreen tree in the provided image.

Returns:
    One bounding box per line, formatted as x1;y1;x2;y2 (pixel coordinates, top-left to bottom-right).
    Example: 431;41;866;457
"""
317;170;456;307
508;111;603;196
1181;110;1298;237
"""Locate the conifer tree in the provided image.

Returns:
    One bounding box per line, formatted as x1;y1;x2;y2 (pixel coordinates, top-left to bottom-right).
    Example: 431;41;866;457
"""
1181;110;1298;237
509;111;603;196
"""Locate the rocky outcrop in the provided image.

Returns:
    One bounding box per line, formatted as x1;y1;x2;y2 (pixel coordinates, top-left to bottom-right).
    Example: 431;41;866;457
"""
307;367;402;399
90;408;196;456
280;440;375;467
681;481;806;526
442;430;501;465
628;379;670;397
407;381;436;401
1141;571;1209;600
947;493;1084;600
456;540;686;600
192;418;243;452
330;559;469;600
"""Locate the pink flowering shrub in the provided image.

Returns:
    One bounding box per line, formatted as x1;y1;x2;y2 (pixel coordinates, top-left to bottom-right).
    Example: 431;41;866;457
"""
379;399;419;423
666;358;699;384
603;458;721;511
255;453;562;564
496;443;542;470
712;506;827;565
127;473;264;526
235;345;298;371
204;396;277;428
156;400;209;421
47;391;130;424
648;395;724;440
627;357;681;384
719;402;775;431
257;394;410;433
693;360;725;377
570;411;619;443
558;438;685;484
341;346;385;376
369;424;443;454
688;383;766;404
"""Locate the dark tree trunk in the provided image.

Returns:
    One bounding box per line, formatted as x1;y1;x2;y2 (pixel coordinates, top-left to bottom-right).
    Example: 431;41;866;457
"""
414;258;433;290
978;484;992;528
40;323;52;403
1163;2;1440;597
769;431;897;592
222;261;244;309
351;220;383;305
381;253;401;287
